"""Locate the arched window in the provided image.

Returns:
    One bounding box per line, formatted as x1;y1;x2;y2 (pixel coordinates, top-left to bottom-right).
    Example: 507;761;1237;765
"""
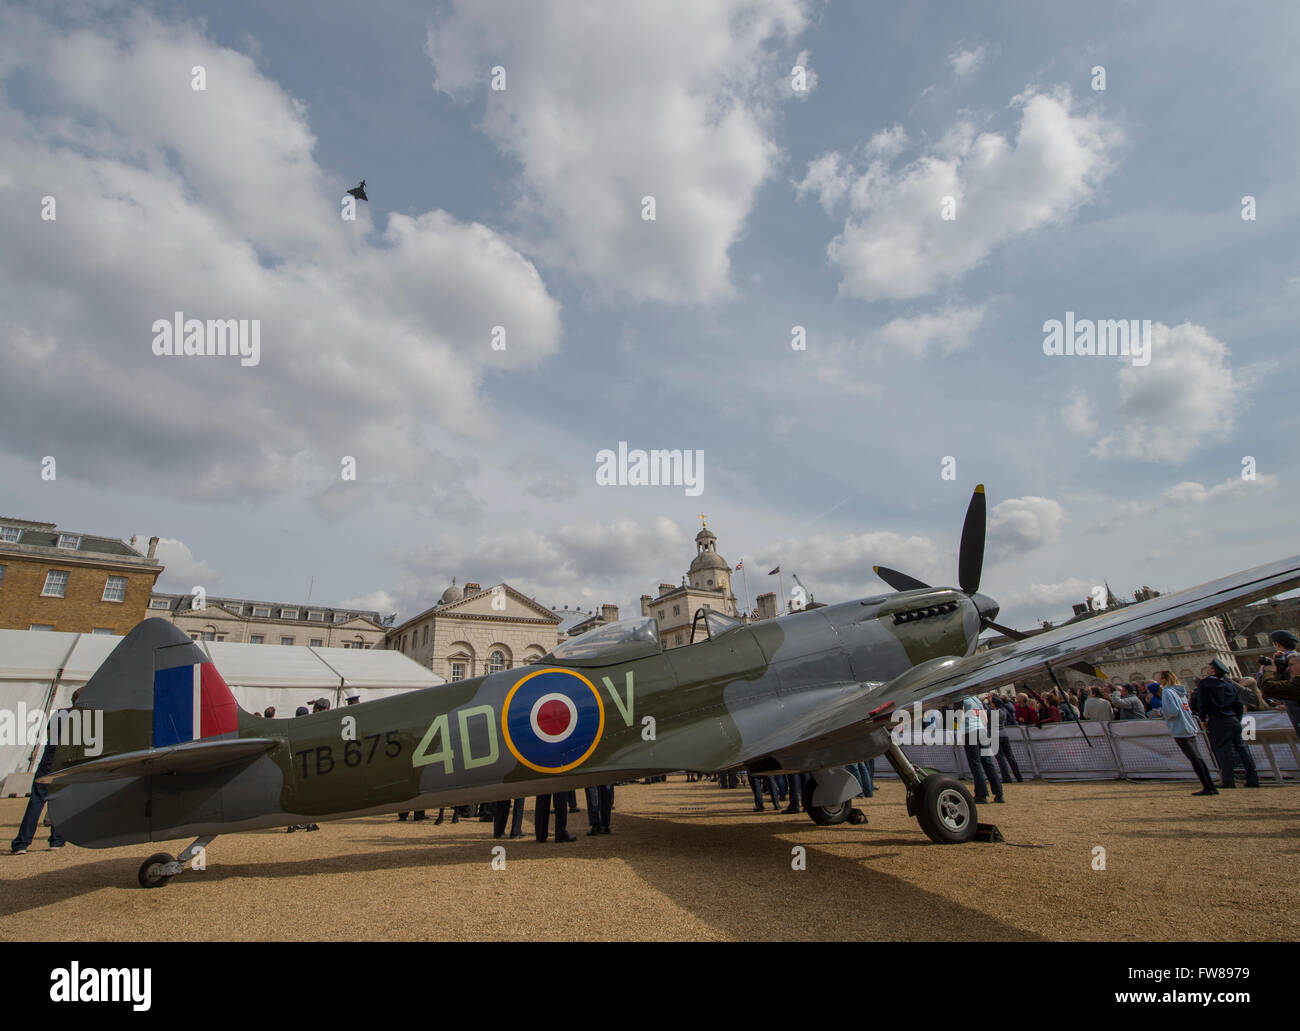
489;650;506;674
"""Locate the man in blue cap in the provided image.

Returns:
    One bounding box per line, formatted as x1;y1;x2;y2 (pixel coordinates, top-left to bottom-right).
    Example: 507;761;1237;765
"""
1192;658;1258;789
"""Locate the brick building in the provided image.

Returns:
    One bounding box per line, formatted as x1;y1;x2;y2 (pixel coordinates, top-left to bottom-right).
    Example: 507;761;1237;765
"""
0;518;163;634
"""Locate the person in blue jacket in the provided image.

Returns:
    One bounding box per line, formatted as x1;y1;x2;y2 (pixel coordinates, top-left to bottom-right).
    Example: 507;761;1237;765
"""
1156;670;1216;795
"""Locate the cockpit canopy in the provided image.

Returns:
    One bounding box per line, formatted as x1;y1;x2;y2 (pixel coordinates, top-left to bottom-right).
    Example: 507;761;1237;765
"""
550;616;662;666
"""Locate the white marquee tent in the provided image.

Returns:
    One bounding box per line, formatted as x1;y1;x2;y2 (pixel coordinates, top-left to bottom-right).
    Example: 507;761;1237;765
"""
0;629;442;789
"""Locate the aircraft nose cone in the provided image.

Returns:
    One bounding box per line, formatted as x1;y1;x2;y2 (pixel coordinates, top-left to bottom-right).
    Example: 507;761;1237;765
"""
972;592;999;624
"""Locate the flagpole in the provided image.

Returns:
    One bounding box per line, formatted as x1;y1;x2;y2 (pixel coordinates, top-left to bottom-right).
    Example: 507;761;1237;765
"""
778;570;786;614
739;563;750;619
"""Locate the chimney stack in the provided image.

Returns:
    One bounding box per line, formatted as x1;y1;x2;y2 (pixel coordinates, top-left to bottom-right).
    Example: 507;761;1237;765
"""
147;536;159;558
601;603;619;624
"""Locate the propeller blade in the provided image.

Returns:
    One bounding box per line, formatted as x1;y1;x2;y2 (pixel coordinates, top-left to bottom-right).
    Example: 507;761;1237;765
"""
985;619;1028;641
873;565;930;592
958;484;986;594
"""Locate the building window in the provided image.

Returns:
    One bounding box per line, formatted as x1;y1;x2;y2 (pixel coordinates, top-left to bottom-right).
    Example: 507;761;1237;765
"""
707;579;714;586
252;606;271;618
281;608;299;620
489;650;506;674
673;605;680;616
102;575;128;602
57;534;81;549
451;662;466;682
422;625;429;646
280;636;294;646
0;565;5;588
249;634;264;644
0;526;20;543
1167;631;1181;647
1187;627;1202;645
223;602;242;615
92;628;113;635
201;632;216;641
334;612;349;622
675;634;684;646
307;610;325;622
42;570;69;597
216;635;226;642
149;598;170;610
657;609;664;620
310;638;324;647
29;624;54;631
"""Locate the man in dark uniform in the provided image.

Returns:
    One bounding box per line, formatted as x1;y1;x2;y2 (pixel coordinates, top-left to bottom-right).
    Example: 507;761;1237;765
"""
1192;658;1259;789
534;791;576;842
783;771;806;814
749;772;780;811
10;696;76;854
492;797;526;839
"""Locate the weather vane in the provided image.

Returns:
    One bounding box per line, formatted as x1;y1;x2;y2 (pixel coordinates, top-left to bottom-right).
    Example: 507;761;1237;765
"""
698;513;707;529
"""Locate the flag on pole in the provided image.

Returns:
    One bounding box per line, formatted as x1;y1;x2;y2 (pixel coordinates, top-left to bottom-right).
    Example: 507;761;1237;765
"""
735;561;743;571
768;566;780;575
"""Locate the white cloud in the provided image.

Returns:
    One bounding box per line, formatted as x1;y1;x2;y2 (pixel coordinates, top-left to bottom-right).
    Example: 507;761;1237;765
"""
1062;391;1093;434
793;152;850;214
801;87;1121;300
1163;474;1277;505
0;9;561;516
757;530;952;597
790;48;819;100
338;589;399;615
150;538;220;588
999;576;1095;611
947;43;988;79
988;496;1067;558
426;0;809;302
873;303;989;357
1092;322;1236;462
373;516;693;621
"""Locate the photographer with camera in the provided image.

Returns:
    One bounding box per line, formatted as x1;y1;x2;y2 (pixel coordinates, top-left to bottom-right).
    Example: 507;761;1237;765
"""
1258;629;1300;734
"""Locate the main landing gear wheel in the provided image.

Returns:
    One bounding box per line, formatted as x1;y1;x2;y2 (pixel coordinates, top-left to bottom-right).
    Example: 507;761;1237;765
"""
802;776;853;826
138;852;176;888
914;774;977;844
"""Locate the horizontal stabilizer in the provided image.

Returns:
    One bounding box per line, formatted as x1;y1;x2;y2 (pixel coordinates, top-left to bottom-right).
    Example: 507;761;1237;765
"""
40;736;276;785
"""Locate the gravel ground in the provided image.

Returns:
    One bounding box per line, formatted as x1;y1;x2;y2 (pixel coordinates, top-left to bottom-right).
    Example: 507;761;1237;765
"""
2;779;1296;941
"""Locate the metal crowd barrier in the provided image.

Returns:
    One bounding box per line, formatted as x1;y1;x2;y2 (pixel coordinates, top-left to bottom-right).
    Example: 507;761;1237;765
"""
873;711;1300;784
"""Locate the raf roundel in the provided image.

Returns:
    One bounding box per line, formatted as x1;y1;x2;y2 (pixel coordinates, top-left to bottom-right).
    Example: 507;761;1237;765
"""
501;669;604;774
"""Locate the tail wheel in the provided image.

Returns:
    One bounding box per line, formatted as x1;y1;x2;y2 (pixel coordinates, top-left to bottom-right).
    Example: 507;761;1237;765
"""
915;774;977;844
802;776;852;826
138;852;176;888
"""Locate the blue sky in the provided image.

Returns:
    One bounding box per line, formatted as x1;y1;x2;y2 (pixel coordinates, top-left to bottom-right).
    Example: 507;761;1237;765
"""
2;0;1296;627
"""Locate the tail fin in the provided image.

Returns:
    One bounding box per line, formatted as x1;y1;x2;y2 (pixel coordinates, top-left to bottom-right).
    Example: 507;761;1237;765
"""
68;617;243;762
47;619;260;848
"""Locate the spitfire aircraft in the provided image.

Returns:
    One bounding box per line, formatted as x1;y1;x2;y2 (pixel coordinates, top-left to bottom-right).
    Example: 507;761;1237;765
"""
42;486;1300;886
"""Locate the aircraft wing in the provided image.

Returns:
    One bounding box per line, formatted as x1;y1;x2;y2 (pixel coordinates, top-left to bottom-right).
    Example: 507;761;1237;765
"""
885;554;1300;713
755;554;1300;767
40;736;277;785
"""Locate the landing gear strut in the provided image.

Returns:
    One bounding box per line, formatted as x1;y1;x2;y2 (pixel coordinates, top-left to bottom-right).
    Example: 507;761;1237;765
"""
136;835;215;888
885;740;977;844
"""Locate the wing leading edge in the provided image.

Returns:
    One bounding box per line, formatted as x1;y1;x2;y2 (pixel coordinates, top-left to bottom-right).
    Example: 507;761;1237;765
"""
756;554;1300;766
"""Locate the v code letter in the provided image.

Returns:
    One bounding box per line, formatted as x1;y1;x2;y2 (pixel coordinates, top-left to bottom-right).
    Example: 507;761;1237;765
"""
601;672;635;727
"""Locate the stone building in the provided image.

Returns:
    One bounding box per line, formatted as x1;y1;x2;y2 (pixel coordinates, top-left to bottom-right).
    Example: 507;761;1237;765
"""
148;591;386;648
640;522;739;648
0;518;162;634
983;585;1242;696
1221;596;1300;674
388;579;563;682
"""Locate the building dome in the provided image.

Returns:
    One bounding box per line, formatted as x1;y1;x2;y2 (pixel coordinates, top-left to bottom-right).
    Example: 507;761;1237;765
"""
439;578;463;606
689;525;729;574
